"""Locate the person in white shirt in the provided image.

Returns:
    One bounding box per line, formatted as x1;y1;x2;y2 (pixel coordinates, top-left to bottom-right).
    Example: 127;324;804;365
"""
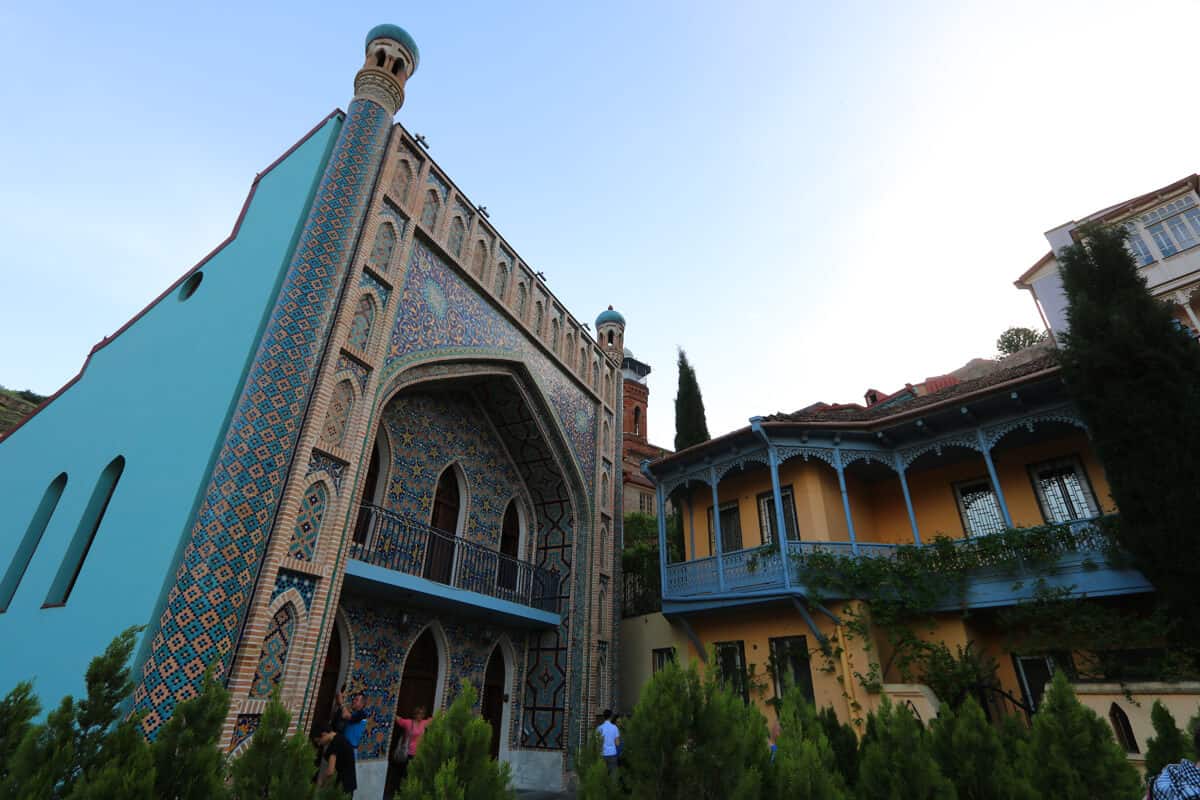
596;709;621;776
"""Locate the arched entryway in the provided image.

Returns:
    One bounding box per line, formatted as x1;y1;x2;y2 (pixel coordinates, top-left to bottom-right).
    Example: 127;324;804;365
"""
425;466;462;584
354;429;390;546
480;643;509;760
497;500;520;593
308;614;348;737
385;626;445;794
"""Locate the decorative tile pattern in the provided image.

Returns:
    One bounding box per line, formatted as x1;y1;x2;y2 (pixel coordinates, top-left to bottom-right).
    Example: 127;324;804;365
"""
368;222;396;273
334;353;371;395
347;295;375;351
385;240;597;486
272;569;317;612
427;170;450;201
379;202;409;243
131;97;393;735
306;450;348;494
321;380;355;449
360;268;392;306
391;160;414;204
448;217;466;258
229;714;260;752
249;603;296;699
287;483;327;561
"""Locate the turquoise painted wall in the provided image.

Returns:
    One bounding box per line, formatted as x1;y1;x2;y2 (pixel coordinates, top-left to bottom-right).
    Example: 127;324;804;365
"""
0;114;342;710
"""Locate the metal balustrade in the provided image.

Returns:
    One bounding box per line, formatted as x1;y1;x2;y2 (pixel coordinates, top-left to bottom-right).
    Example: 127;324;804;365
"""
663;517;1122;601
349;504;560;612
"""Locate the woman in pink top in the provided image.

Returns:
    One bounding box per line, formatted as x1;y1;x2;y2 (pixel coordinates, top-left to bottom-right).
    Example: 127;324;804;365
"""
394;705;432;778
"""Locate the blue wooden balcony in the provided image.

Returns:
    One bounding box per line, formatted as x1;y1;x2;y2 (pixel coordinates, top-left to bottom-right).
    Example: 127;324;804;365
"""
346;505;561;628
661;519;1153;614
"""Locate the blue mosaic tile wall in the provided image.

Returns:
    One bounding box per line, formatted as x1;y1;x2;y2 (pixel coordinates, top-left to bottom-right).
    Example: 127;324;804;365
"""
131;97;393;736
379;389;524;544
341;597;519;761
384;239;597;485
306;450;348;494
272;568;317;612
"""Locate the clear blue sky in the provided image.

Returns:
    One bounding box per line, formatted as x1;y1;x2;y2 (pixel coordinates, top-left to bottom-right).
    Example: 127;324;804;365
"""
3;1;1199;440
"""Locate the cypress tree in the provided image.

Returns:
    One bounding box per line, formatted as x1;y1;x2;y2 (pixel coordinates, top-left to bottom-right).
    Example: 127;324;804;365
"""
674;348;710;452
1057;223;1200;639
1021;671;1141;800
768;690;847;800
229;690;324;800
0;681;39;784
929;696;1035;800
1145;700;1192;778
817;706;860;788
398;681;513;800
855;698;955;800
576;731;619;800
151;667;231;800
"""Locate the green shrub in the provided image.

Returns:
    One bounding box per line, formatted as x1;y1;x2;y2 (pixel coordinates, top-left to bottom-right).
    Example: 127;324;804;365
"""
930;696;1034;800
1145;700;1192;778
768;689;847;800
856;698;954;800
817;706;860;788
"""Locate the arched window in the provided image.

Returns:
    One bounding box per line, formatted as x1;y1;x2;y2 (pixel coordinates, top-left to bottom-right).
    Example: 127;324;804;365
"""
497;501;520;592
288;483;327;561
375;49;386;67
534;302;544;335
602;420;610;450
448;217;466;258
368;223;396;272
250;603;297;698
607;330;614;346
353;431;390;546
45;456;124;606
473;242;488;278
516;284;528;318
565;334;574;367
579;347;588;378
494;263;509;298
598;586;607;633
592;360;600;389
601;473;609;508
633;406;642;437
392;160;413;203
347;294;376;351
603;373;611;404
1109;703;1139;753
426;467;462;584
421;189;440;230
551;318;561;350
1;472;67;611
321;381;354;449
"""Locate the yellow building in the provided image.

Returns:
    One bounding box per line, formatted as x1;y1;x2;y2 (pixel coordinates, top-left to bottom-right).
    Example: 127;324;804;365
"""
623;345;1186;770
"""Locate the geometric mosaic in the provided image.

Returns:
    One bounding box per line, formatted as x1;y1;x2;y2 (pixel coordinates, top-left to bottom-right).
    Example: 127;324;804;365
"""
271;568;317;612
287;484;326;561
249;603;296;699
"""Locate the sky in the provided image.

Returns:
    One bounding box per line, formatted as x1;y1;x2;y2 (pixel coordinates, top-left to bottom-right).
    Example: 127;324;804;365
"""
2;1;1199;442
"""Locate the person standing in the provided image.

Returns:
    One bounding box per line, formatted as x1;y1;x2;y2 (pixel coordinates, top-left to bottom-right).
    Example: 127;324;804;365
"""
596;709;621;777
394;706;433;780
314;726;358;795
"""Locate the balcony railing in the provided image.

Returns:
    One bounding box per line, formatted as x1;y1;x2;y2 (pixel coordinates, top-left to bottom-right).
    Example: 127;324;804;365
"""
663;518;1127;602
349;505;560;613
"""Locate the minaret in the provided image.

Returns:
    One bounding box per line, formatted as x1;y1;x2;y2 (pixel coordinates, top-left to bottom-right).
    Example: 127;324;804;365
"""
595;305;626;358
356;24;420;115
132;25;421;738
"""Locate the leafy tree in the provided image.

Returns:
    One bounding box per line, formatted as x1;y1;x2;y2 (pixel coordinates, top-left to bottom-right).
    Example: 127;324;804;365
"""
151;667;231;800
768;689;847;800
398;681;513;800
1058;223;1200;642
622;658;770;800
930;696;1035;800
817;706;859;788
919;642;1000;711
70;718;155;800
229;690;324;800
855;698;954;800
1021;671;1141;800
0;681;40;782
996;326;1047;356
673;348;710;452
1145;700;1193;778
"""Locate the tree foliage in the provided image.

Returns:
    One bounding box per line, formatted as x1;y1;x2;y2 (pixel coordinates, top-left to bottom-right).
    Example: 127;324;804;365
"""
1145;700;1193;778
673;348;710;451
576;731;619;800
151;668;230;800
929;696;1035;800
1021;671;1141;800
622;658;769;800
996;326;1047;356
398;681;514;800
769;689;848;800
817;705;859;789
0;681;40;783
855;698;955;800
1058;223;1200;643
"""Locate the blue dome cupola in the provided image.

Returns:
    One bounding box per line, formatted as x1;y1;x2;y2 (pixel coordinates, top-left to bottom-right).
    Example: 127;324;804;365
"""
595;305;626;357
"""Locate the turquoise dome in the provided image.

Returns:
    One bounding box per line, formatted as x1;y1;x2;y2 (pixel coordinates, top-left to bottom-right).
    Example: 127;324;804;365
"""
365;24;420;71
596;306;625;328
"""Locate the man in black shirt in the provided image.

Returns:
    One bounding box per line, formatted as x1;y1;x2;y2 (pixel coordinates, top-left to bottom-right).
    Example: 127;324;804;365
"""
315;726;358;794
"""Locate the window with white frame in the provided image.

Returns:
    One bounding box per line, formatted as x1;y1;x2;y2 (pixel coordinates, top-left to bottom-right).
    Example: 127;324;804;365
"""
652;647;676;674
707;501;743;554
1128;193;1200;262
756;486;799;544
953;478;1005;537
1028;456;1099;524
